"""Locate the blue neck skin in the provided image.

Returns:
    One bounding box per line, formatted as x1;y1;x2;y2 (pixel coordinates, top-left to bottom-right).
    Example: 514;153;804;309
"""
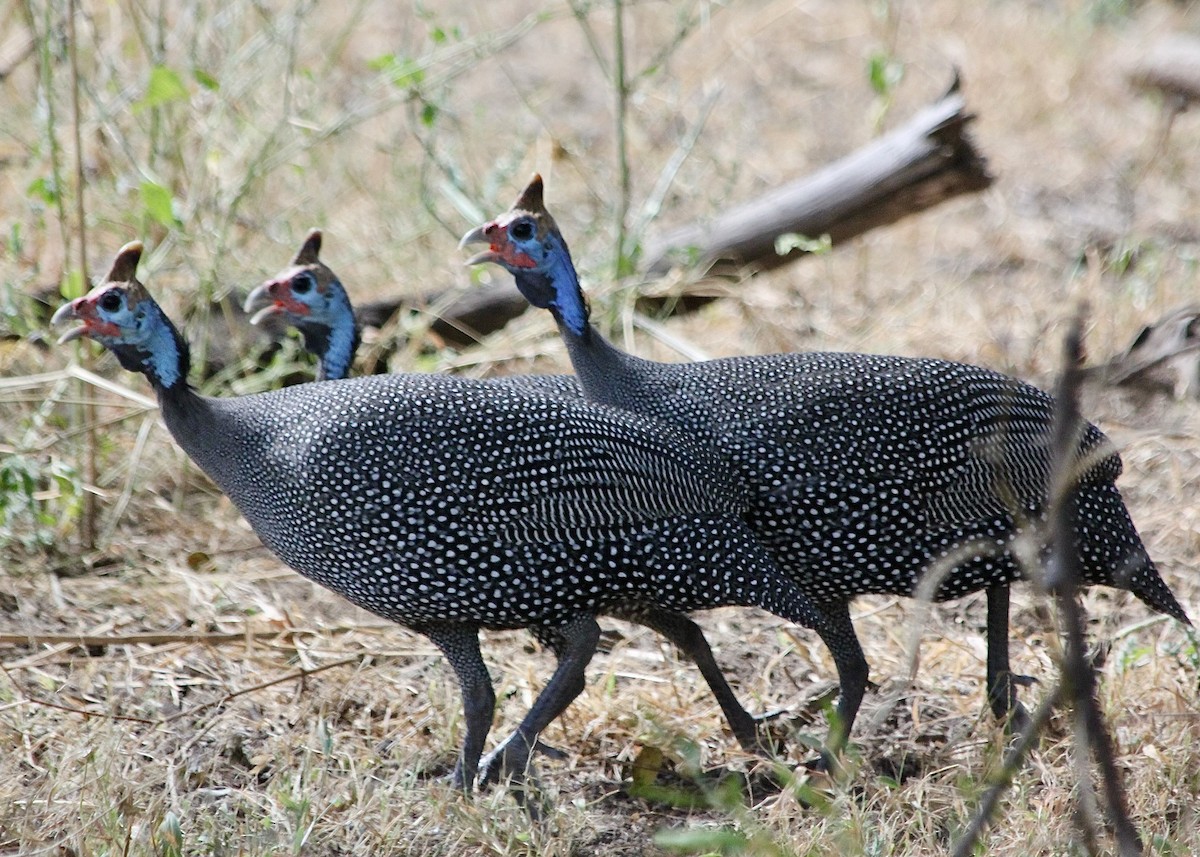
320;308;357;380
518;231;590;337
143;313;186;388
108;302;189;392
296;280;360;381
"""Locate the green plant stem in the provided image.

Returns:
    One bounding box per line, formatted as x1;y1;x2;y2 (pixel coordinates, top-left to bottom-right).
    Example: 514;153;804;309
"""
613;0;631;275
24;0;71;262
67;0;96;551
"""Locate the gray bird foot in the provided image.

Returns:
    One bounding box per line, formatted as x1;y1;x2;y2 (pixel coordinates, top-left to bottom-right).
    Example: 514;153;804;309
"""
478;734;552;818
1004;701;1032;736
989;674;1037;732
479;734;536;789
447;760;473;793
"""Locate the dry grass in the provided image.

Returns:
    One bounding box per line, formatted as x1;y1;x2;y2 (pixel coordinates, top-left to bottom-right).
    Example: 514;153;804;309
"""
2;0;1200;854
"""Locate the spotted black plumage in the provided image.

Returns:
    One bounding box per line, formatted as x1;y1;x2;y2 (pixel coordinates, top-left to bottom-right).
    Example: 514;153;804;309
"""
464;174;1192;758
54;241;826;800
242;230;781;755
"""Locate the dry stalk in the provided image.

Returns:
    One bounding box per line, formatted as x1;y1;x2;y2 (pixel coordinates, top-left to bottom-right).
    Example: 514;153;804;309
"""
67;0;95;550
950;309;1144;856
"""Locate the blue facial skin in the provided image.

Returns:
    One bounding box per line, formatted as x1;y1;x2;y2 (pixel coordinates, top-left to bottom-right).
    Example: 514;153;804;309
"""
498;216;590;337
90;288;186;388
281;271;358;382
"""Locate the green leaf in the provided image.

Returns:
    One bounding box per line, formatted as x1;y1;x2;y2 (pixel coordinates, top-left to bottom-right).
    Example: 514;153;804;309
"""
26;176;59;206
653;826;749;853
140;181;180;228
192;67;220;91
369;54;425;89
420;102;438;127
136;66;189;110
867;51;904;97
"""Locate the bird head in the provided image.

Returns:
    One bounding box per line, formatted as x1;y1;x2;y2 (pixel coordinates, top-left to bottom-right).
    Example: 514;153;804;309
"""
52;241;188;386
243;229;359;380
54;241;149;347
460;174;588;332
244;229;349;330
461;174;570;304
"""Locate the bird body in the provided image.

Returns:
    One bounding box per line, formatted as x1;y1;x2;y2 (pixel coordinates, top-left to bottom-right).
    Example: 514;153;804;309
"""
166;370;781;628
55;242;824;799
463;174;1190;757
242;231;786;755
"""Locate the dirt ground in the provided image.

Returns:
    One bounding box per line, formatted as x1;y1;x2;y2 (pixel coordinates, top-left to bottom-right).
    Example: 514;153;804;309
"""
1;0;1199;854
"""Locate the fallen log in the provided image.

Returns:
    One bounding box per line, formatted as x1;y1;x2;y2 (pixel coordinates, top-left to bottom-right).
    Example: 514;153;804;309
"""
1127;35;1200;109
1091;304;1200;399
641;82;992;277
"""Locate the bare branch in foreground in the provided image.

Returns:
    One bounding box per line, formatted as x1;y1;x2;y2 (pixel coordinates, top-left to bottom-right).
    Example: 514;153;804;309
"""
951;310;1144;857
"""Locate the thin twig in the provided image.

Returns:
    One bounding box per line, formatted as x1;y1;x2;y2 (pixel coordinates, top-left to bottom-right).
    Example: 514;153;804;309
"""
612;0;631;275
951;310;1144;855
950;680;1069;857
67;0;95;550
0;623;420;654
955;309;1142;854
632;82;723;242
0;629;282;650
158;655;364;723
1047;313;1142;856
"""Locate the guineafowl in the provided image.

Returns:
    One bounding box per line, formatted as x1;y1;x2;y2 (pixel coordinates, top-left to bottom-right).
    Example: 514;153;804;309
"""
54;241;828;802
462;174;1191;763
241;229;785;754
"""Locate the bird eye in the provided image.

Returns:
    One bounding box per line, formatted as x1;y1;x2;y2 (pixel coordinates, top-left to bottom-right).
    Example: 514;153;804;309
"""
510;219;535;241
293;272;315;295
98;291;122;312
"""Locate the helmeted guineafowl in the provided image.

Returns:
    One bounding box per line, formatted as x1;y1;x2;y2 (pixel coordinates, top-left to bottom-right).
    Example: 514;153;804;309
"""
54;241;828;801
241;229;786;754
462;174;1192;761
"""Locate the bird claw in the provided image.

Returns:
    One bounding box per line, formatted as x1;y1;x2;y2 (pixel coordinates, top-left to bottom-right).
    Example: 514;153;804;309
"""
736;710;790;758
478;735;537;791
446;760;473;793
533;739;568;761
479;735;551;819
751;708;788;724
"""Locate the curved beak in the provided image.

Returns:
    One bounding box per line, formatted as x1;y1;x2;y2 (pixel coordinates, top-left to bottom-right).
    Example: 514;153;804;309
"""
243;282;284;326
458;224;500;266
51;297;92;344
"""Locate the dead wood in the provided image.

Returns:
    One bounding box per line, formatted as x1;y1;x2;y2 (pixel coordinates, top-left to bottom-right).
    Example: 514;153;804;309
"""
1128;35;1200;109
640;83;992;278
1092;304;1200;399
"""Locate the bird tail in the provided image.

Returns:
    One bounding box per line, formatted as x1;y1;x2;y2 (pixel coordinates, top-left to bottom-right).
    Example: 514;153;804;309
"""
1079;483;1191;625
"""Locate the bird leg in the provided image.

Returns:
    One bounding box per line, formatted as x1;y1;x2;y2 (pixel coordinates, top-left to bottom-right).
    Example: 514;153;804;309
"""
810;599;869;773
986;585;1033;733
479;615;601;814
423;623;495;792
624;607;784;756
